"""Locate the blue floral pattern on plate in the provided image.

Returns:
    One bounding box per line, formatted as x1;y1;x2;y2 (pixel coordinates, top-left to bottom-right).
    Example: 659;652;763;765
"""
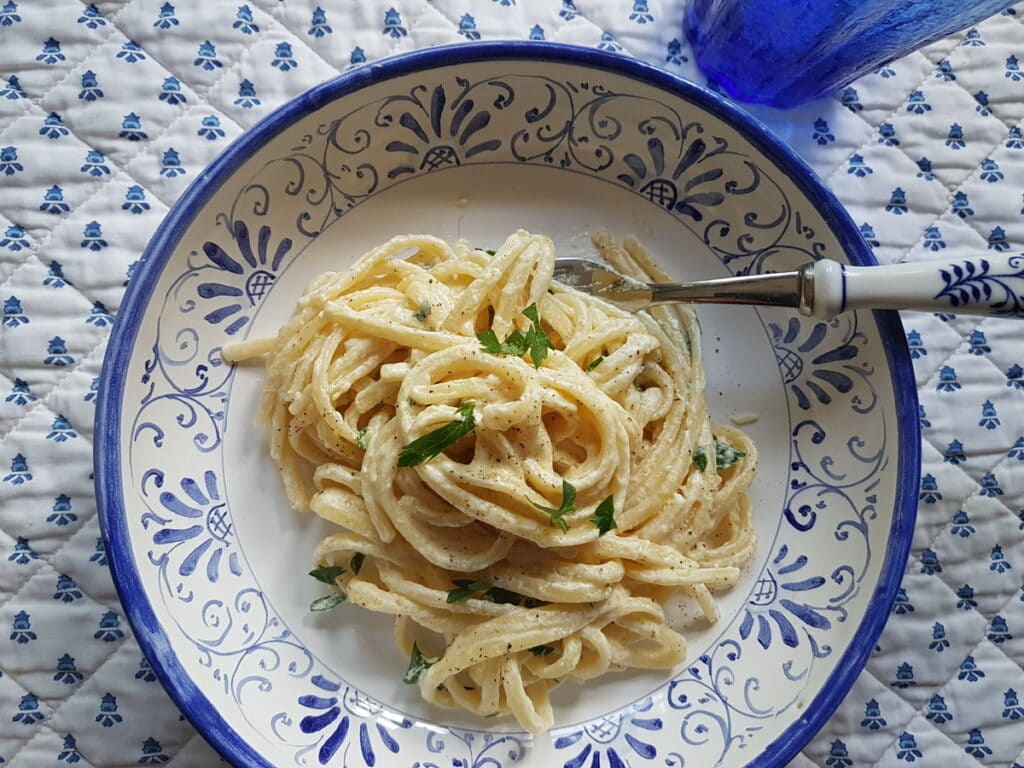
105;51;912;768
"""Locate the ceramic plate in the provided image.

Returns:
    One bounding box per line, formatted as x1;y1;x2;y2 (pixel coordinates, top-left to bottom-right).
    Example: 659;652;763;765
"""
96;42;918;768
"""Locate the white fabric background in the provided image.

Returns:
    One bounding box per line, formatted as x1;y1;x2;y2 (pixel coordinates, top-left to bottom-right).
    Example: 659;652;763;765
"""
0;1;1022;765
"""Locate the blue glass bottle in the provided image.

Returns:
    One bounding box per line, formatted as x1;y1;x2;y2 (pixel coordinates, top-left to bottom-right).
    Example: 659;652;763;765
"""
685;0;1016;107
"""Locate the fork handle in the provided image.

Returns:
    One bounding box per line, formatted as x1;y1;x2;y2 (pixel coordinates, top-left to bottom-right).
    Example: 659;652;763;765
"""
810;254;1024;320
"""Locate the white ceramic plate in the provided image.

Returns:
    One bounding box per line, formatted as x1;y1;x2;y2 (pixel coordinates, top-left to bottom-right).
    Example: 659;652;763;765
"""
96;43;918;768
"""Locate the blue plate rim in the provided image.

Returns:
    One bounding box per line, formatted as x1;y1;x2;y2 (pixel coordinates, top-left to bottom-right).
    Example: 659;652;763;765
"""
94;40;919;768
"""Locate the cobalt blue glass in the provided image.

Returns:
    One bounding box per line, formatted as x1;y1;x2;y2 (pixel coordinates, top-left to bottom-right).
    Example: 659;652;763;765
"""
685;0;1018;107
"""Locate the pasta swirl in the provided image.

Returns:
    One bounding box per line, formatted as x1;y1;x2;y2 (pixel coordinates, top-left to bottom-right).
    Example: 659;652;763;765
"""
224;230;756;732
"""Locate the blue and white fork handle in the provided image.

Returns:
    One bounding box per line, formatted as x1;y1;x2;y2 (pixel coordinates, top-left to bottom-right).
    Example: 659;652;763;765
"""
801;254;1024;320
553;254;1024;320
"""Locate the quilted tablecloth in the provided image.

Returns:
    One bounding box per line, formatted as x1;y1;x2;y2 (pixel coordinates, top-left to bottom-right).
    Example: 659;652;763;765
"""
1;1;1023;766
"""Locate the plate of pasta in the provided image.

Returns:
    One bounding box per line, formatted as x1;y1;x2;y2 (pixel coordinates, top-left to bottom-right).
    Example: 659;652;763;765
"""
96;43;918;768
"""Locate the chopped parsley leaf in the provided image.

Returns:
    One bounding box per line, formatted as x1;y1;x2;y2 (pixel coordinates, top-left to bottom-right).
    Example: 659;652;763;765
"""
590;495;616;535
482;586;546;608
714;438;747;469
398;402;476;467
477;328;530;357
692;448;708;472
532;479;576;533
587;355;604;371
413;301;431;322
403;643;435;684
356;427;368;450
522;304;554;368
446;579;545;608
309;565;346;584
477;303;553;368
446;579;492;603
309;593;346;612
529;645;555;656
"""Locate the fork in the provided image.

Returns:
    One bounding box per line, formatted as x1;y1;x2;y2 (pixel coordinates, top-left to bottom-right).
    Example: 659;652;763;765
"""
552;254;1024;320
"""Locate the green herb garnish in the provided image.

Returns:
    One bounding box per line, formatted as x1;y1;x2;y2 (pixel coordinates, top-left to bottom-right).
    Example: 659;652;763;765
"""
693;448;708;472
587;355;604;371
310;593;346;611
398;402;476;467
590;495;616;535
477;328;531;357
529;645;555;656
532;479;576;533
356;427;368;450
309;566;348;610
482;586;545;608
477;303;553;368
413;301;431;322
714;438;747;469
309;566;346;584
350;553;365;574
522;304;554;368
484;249;497;256
403;643;435;684
445;579;545;608
447;579;492;603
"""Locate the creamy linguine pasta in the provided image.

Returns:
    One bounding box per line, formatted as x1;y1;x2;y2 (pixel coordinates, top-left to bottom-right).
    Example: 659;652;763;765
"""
223;231;756;732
